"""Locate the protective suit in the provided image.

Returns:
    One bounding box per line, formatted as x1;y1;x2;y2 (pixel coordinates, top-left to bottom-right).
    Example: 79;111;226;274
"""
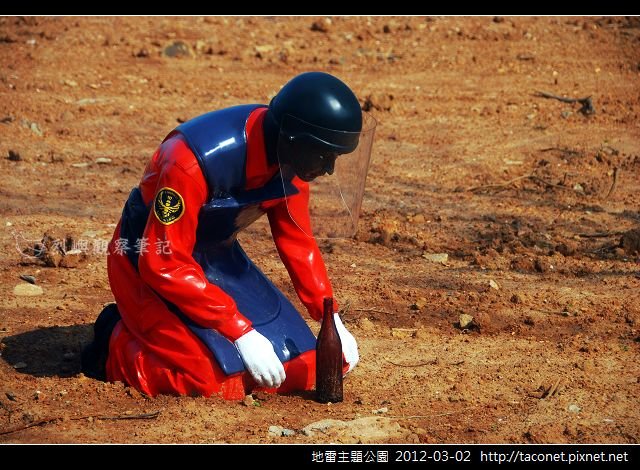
82;72;374;400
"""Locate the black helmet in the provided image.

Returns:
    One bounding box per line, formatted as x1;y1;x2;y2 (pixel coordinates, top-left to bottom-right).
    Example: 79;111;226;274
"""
268;72;363;181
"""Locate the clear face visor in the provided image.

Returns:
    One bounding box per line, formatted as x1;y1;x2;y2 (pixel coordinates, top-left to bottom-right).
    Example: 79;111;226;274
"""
277;112;377;239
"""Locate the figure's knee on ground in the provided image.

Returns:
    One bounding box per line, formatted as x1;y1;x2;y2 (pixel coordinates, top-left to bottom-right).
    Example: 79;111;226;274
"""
106;321;229;398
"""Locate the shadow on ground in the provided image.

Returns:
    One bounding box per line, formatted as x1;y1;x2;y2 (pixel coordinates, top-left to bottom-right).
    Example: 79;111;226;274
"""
1;325;92;378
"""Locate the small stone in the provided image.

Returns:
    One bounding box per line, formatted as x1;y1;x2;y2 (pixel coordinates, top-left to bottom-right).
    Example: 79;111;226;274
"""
373;407;388;414
95;157;112;164
33;390;44;400
125;387;142;399
489;279;500;290
254;44;275;54
76;98;99;106
310;20;329;33
391;328;417;339
64;79;78;87
555;241;577;256
510;293;521;304
358;317;375;331
573;183;584;193
7;149;21;161
19;274;36;284
268;425;295;437
30;122;43;136
163;41;192;58
568;404;581;413
534;258;548;273
60;111;75;122
243;394;256;407
410;297;428;310
135;48;150;58
350;263;357;268
41;246;64;267
511;255;535;272
13;283;43;297
410;214;425;224
71;162;90;168
458;314;475;329
620;229;640;256
362;93;394;112
5;392;18;401
561;110;572;119
422;252;448;264
301;419;341;436
13;362;27;369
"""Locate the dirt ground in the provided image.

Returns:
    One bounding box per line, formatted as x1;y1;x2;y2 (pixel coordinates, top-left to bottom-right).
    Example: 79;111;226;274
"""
0;16;639;444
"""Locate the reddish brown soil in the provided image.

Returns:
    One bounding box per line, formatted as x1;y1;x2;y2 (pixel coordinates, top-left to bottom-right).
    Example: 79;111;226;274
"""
1;16;639;444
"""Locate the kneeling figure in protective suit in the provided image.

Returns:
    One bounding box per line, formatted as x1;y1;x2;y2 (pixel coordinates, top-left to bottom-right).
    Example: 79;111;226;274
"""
81;72;376;399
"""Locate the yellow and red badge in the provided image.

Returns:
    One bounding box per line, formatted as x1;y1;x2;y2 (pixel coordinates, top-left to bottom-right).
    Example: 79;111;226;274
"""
154;187;185;225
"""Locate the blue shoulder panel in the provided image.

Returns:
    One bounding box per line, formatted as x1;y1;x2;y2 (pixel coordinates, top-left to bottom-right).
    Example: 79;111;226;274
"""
175;104;266;196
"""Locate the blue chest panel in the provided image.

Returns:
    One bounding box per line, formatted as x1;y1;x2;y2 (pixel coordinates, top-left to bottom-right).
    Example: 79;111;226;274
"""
175;104;264;197
195;170;297;245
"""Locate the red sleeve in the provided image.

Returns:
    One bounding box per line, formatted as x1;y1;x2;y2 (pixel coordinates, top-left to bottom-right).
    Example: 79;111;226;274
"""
265;178;337;321
137;149;253;342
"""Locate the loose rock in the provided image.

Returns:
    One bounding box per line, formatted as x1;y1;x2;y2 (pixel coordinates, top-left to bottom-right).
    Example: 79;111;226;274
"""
163;41;192;58
302;416;408;442
620;229;640;256
13;283;43;297
358;317;375;331
268;425;296;437
391;328;417;338
458;314;475;329
19;274;36;284
422;252;448;264
7;149;21;161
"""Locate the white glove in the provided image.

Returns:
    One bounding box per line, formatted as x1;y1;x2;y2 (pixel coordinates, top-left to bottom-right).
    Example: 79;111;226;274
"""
234;329;286;388
333;313;359;374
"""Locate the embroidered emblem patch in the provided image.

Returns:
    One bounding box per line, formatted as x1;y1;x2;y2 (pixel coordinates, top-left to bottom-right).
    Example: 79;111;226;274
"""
154;187;185;225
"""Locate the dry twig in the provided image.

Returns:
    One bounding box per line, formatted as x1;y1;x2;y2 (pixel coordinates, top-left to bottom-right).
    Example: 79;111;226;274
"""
545;378;562;398
353;308;395;315
389;406;478;420
578;231;623;239
527;378;562;399
534;91;595;115
605;167;619;199
0;410;160;436
540;147;582;156
384;357;438;367
468;173;571;193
